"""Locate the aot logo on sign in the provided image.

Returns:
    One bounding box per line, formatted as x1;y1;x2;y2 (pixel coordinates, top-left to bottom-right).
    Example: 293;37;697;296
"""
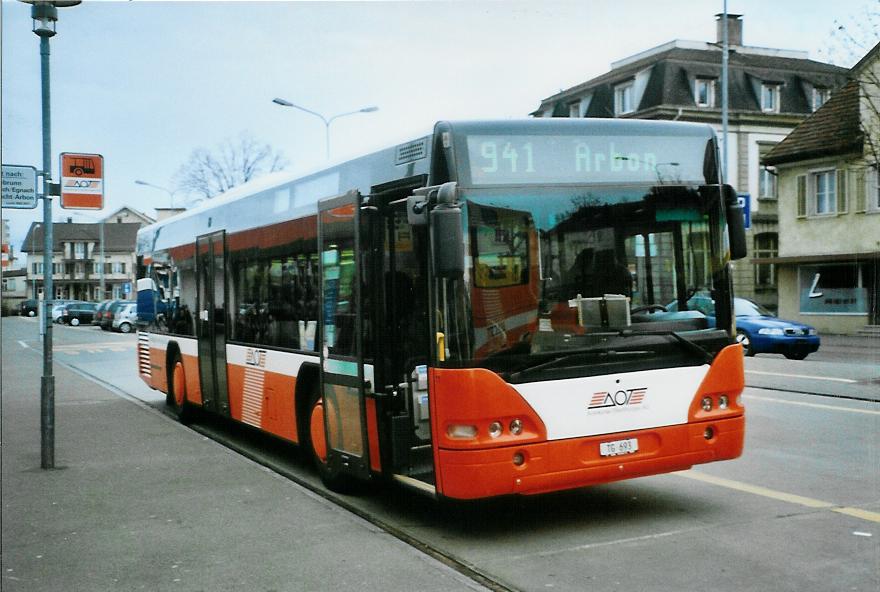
60;152;104;210
589;387;647;410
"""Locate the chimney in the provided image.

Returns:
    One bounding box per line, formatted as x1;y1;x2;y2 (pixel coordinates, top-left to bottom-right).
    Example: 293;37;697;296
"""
715;13;743;46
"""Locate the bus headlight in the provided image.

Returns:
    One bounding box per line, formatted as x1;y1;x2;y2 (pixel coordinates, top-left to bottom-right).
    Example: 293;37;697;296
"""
447;424;477;439
509;418;524;435
488;421;503;438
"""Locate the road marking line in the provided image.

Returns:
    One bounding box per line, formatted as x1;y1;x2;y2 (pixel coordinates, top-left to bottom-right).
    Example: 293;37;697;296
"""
507;526;706;560
744;394;880;415
833;507;880;523
18;340;28;349
746;370;857;383
675;471;880;523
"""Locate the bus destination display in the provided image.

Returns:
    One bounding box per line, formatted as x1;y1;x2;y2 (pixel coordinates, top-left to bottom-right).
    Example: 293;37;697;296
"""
466;135;706;186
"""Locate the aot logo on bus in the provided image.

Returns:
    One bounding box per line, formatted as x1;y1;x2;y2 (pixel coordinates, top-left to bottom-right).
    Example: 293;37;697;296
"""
245;348;267;368
589;387;647;410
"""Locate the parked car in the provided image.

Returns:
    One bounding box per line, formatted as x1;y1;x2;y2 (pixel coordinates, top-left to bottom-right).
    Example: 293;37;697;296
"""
61;302;98;326
664;295;820;359
92;299;118;326
101;300;128;331
112;302;137;333
52;300;82;323
20;299;39;317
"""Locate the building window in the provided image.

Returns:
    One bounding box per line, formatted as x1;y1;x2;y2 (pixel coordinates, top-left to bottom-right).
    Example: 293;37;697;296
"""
812;88;830;112
74;242;85;258
615;81;635;115
32;262;43;275
872;168;880;212
759;167;777;199
113;262;126;274
814;170;837;215
695;78;715;107
754;233;778;288
761;84;780;112
799;264;867;314
53;263;63;274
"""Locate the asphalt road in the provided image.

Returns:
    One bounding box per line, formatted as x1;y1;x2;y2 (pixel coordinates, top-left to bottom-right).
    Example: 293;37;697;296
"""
8;317;880;591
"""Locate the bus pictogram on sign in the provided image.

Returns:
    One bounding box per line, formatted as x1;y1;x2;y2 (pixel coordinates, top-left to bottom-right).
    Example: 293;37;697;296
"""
60;152;104;210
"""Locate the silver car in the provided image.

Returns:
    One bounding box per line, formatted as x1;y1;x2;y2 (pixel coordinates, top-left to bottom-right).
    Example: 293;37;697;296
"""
112;302;138;333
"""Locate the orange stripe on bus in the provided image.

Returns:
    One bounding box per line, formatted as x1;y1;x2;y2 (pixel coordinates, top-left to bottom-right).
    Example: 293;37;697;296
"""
226;363;300;444
366;398;381;472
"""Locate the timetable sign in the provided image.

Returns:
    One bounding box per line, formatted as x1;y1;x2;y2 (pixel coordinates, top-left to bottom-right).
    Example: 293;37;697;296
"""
1;164;38;209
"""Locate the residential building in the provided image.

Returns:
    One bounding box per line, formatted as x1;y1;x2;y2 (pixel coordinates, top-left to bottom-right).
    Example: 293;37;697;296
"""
1;218;13;270
762;43;880;334
531;14;848;312
21;214;147;302
1;268;28;314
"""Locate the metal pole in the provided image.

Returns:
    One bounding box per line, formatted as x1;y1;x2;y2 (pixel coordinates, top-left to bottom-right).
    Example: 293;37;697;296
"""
721;1;729;183
39;32;55;470
325;123;330;160
99;220;105;297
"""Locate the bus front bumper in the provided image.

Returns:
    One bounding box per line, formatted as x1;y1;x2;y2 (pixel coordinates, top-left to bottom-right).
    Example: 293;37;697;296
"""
436;416;744;500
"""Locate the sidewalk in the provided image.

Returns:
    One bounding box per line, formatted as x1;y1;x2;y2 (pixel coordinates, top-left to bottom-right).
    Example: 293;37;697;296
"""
1;343;486;591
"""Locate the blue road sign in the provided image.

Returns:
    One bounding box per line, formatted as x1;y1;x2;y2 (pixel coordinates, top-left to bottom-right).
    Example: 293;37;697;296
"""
737;193;751;230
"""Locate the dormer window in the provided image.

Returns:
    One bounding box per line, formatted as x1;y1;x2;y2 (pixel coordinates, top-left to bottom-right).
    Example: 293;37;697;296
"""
812;87;830;112
695;78;715;108
614;81;635;115
761;84;780;113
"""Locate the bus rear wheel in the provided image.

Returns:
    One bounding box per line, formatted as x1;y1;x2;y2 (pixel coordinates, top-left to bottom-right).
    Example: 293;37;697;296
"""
307;391;354;493
167;355;191;423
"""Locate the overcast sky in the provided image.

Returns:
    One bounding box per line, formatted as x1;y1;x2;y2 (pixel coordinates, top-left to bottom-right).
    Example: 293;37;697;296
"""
2;0;875;254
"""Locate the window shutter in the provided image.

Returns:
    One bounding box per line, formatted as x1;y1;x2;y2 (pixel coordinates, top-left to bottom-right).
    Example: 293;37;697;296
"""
855;169;867;213
796;175;807;218
836;169;847;214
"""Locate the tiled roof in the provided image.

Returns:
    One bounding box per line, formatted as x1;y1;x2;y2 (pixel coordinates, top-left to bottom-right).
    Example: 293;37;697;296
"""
21;222;140;254
762;79;862;166
534;46;848;118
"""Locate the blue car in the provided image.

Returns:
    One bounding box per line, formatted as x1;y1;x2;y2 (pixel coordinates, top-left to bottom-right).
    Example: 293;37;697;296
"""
731;298;820;359
664;296;820;360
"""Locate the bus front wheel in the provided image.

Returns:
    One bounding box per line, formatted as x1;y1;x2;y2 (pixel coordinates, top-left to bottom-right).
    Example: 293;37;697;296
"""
168;354;191;423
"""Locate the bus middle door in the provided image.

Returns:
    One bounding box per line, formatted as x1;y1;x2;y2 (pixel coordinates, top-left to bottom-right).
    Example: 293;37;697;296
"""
196;231;230;416
318;190;372;480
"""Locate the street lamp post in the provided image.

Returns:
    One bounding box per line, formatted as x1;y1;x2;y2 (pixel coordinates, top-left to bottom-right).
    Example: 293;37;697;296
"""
24;0;82;470
135;179;177;208
271;98;378;160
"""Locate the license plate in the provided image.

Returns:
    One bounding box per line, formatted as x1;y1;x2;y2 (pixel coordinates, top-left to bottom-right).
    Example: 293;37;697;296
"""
599;438;639;457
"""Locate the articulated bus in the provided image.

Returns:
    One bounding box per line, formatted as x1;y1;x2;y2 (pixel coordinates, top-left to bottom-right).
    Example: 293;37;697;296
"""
136;119;748;500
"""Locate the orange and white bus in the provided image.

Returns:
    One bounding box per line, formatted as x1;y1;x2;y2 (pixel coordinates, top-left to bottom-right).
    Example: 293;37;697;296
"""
136;119;748;500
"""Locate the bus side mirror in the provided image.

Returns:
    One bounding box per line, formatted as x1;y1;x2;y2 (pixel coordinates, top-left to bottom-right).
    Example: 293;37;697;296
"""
724;184;747;260
431;182;464;277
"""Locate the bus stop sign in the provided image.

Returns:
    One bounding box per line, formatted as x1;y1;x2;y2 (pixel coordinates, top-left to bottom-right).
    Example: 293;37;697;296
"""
60;152;104;210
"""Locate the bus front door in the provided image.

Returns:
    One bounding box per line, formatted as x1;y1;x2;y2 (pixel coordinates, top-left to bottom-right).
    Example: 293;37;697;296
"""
318;190;372;479
196;231;230;416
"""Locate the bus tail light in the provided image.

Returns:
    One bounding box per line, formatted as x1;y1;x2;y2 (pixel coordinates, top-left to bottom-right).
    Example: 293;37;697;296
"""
447;424;478;440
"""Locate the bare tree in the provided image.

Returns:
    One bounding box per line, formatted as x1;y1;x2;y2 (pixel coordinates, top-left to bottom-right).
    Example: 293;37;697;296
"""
820;2;880;164
173;132;289;202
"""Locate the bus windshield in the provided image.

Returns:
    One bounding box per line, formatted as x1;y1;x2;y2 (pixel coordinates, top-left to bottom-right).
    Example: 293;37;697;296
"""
436;184;732;382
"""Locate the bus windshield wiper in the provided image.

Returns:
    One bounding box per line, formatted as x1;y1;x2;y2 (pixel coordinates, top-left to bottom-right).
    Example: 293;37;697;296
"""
505;347;651;382
617;329;713;364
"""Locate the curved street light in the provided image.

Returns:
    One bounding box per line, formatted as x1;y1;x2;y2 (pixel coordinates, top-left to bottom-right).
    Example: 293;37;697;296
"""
272;98;378;160
135;179;178;208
